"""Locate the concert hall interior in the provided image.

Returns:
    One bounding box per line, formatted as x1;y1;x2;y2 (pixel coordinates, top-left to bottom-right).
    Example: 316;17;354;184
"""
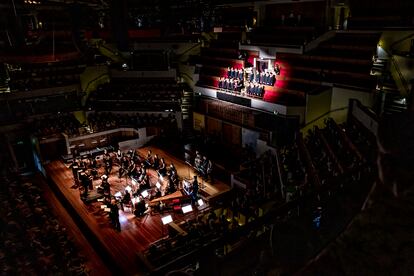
1;0;414;275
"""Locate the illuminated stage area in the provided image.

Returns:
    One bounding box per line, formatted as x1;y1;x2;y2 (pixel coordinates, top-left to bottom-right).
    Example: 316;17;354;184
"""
45;146;230;275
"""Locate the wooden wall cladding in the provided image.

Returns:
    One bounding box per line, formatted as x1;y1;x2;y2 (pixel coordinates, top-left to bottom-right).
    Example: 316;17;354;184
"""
232;125;242;146
206;117;222;136
222;122;241;146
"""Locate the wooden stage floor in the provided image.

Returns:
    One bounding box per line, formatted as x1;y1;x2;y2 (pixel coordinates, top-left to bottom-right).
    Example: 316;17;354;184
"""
44;146;230;275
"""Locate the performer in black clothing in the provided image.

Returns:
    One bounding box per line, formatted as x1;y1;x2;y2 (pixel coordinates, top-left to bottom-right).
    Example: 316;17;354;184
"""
275;64;281;75
152;154;160;170
145;150;152;168
191;175;199;205
206;159;213;182
139;171;150;191
98;175;111;195
158;158;166;176
80;172;90;198
270;73;276;85
169;163;177;176
104;152;112;175
201;156;208;178
134;196;146;217
70;159;81;183
109;199;121;231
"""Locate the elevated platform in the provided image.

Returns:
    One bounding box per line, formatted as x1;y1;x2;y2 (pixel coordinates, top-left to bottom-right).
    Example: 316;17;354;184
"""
44;146;231;274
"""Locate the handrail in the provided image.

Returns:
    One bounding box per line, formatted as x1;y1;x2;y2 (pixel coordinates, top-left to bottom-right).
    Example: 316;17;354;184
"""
177;42;201;57
83;73;108;94
390;32;414;52
302;106;348;129
390;55;410;95
179;72;193;82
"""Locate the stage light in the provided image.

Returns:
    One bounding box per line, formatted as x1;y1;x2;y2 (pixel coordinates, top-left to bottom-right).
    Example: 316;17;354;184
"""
141;190;149;198
125;186;132;192
197;199;204;206
114;191;122;197
161;215;173;225
156;182;161;189
182;204;193;214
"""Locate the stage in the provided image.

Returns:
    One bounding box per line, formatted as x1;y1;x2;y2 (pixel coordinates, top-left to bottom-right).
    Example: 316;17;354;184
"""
44;146;231;274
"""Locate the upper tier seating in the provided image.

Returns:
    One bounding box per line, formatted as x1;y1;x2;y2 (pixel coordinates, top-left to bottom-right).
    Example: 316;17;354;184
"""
277;32;379;90
7;61;85;92
88;78;183;111
247;26;316;47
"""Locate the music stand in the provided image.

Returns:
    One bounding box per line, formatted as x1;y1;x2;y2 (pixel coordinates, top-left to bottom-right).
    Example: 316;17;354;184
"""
161;215;173;224
182;204;193;214
197;199;205;208
161;215;173;237
141;190;149;198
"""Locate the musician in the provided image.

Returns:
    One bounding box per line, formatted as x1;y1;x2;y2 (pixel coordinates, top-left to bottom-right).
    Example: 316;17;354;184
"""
98;175;111;195
206;159;213;182
122;191;131;204
104;153;112;175
80;159;88;169
109;199;121;231
191;175;199;204
167;166;179;194
116;149;123;164
153;187;162;199
158;158;166;176
167;177;177;194
119;156;129;178
275;64;281;75
138;169;150;191
194;151;202;169
169;163;177;176
127;159;136;177
70;159;81;182
183;179;191;195
270;73;276;86
136;167;145;182
200;156;208;177
80;172;90;198
119;191;132;211
152;154;160;169
145;150;152;167
131;164;141;179
134;196;146;217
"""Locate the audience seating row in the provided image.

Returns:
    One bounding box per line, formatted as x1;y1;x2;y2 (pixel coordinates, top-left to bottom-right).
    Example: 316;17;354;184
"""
7;61;85;92
0;174;88;275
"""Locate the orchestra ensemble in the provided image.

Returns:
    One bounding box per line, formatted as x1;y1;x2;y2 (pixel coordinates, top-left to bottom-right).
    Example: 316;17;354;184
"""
69;147;213;231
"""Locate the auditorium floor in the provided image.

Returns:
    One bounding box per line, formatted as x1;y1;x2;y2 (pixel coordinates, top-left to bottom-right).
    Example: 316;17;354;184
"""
44;146;231;274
